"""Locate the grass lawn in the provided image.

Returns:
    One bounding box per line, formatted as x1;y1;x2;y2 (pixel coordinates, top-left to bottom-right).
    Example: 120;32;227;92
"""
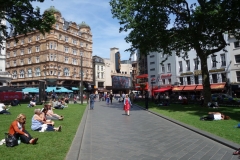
0;103;86;160
136;101;240;145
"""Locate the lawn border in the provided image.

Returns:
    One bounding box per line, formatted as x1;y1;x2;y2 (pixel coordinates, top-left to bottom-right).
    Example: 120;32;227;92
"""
134;103;240;150
65;104;89;160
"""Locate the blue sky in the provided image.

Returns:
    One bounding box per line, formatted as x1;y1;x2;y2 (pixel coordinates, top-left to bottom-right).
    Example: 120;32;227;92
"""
32;0;131;60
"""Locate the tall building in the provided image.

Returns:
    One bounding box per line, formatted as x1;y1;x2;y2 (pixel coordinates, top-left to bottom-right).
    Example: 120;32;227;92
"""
6;6;93;89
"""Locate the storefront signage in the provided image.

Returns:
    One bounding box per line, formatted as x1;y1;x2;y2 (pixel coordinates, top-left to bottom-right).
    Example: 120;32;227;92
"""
161;74;172;79
194;70;202;75
180;72;193;76
209;68;225;73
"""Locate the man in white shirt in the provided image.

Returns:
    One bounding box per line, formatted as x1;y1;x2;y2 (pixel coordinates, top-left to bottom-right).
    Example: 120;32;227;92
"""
0;103;10;114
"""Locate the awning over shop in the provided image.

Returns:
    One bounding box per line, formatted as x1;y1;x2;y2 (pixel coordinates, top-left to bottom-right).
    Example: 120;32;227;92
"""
136;74;148;79
183;85;197;91
153;86;172;93
135;82;149;90
172;86;185;92
210;82;226;89
195;85;203;90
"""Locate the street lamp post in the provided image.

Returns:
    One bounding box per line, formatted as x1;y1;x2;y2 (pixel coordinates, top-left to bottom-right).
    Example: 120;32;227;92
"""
80;54;83;104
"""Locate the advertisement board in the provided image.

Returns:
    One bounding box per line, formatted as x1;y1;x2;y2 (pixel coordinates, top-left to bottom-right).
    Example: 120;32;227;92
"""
112;76;130;89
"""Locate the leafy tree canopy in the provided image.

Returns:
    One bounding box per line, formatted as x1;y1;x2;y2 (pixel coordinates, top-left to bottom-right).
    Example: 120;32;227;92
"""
110;0;240;105
0;0;56;47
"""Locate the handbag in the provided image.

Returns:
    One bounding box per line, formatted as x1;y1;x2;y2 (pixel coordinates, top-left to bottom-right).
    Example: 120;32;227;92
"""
5;133;18;147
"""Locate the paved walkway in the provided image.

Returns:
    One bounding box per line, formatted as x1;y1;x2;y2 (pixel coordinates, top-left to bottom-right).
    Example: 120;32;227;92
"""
66;100;240;160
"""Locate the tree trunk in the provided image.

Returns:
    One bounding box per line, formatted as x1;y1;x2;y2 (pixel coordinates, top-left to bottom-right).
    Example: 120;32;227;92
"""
200;56;212;106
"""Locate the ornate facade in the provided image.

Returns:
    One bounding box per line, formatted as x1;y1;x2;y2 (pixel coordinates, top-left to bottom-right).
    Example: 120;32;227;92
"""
6;6;93;88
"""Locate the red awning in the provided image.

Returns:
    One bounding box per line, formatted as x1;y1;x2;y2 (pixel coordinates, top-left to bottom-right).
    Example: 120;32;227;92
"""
183;85;197;91
172;86;185;92
136;74;148;79
161;74;172;79
153;87;172;93
195;85;203;90
211;83;226;89
135;82;148;90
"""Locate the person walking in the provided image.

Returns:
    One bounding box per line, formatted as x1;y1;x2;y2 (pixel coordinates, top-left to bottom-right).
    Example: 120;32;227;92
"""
106;93;110;105
123;94;132;116
89;91;96;110
122;92;126;103
110;93;113;104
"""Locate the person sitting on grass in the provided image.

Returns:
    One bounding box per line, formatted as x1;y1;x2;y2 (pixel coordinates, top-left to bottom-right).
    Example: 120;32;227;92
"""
45;104;64;120
28;98;36;107
53;99;64;109
31;108;61;132
11;99;21;106
0;103;11;115
200;112;230;121
9;113;38;144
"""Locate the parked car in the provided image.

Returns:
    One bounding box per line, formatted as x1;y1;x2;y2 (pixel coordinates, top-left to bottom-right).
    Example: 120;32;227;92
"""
211;94;240;102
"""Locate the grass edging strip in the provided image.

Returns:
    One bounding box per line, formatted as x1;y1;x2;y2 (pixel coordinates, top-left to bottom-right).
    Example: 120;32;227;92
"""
134;104;240;150
65;104;89;160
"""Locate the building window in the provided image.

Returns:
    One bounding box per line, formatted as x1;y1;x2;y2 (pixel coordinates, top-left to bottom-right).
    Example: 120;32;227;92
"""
28;58;31;64
7;52;10;58
179;77;183;85
6;62;9;68
221;73;226;82
13;60;16;66
235;55;240;63
12;70;17;79
194;58;199;70
35;67;41;76
72;49;77;55
162;65;165;73
65;36;68;42
150;55;155;58
28;48;32;54
162;79;165;85
220;54;226;66
186;60;190;71
28;69;32;77
36;56;39;63
21;39;24;45
150;68;155;71
64;68;70;76
36;46;40;52
20;49;24;55
19;70;25;78
212;74;218;83
28;37;32;43
36;35;40;41
187;76;191;85
212;55;217;68
194;76;199;84
80;42;83;47
72;58;77;65
65;57;69;63
179;61;183;72
150;62;155;65
168;78;171;84
167;63;171;72
14;41;16;46
50;43;54;49
55;23;59;29
13;51;16;57
236;71;240;82
7;42;10;48
50;54;54;61
20;59;24;65
72;39;77;45
80;51;83;56
97;72;100;78
65;47;69;53
101;66;103;71
234;41;240;48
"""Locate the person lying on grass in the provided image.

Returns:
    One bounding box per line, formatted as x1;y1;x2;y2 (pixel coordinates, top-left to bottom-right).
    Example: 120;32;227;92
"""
9;113;38;144
45;104;64;120
200;112;230;121
31;108;61;132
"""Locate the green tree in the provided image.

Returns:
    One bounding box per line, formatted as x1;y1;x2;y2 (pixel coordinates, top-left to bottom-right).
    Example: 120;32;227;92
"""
110;0;240;106
0;0;55;47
